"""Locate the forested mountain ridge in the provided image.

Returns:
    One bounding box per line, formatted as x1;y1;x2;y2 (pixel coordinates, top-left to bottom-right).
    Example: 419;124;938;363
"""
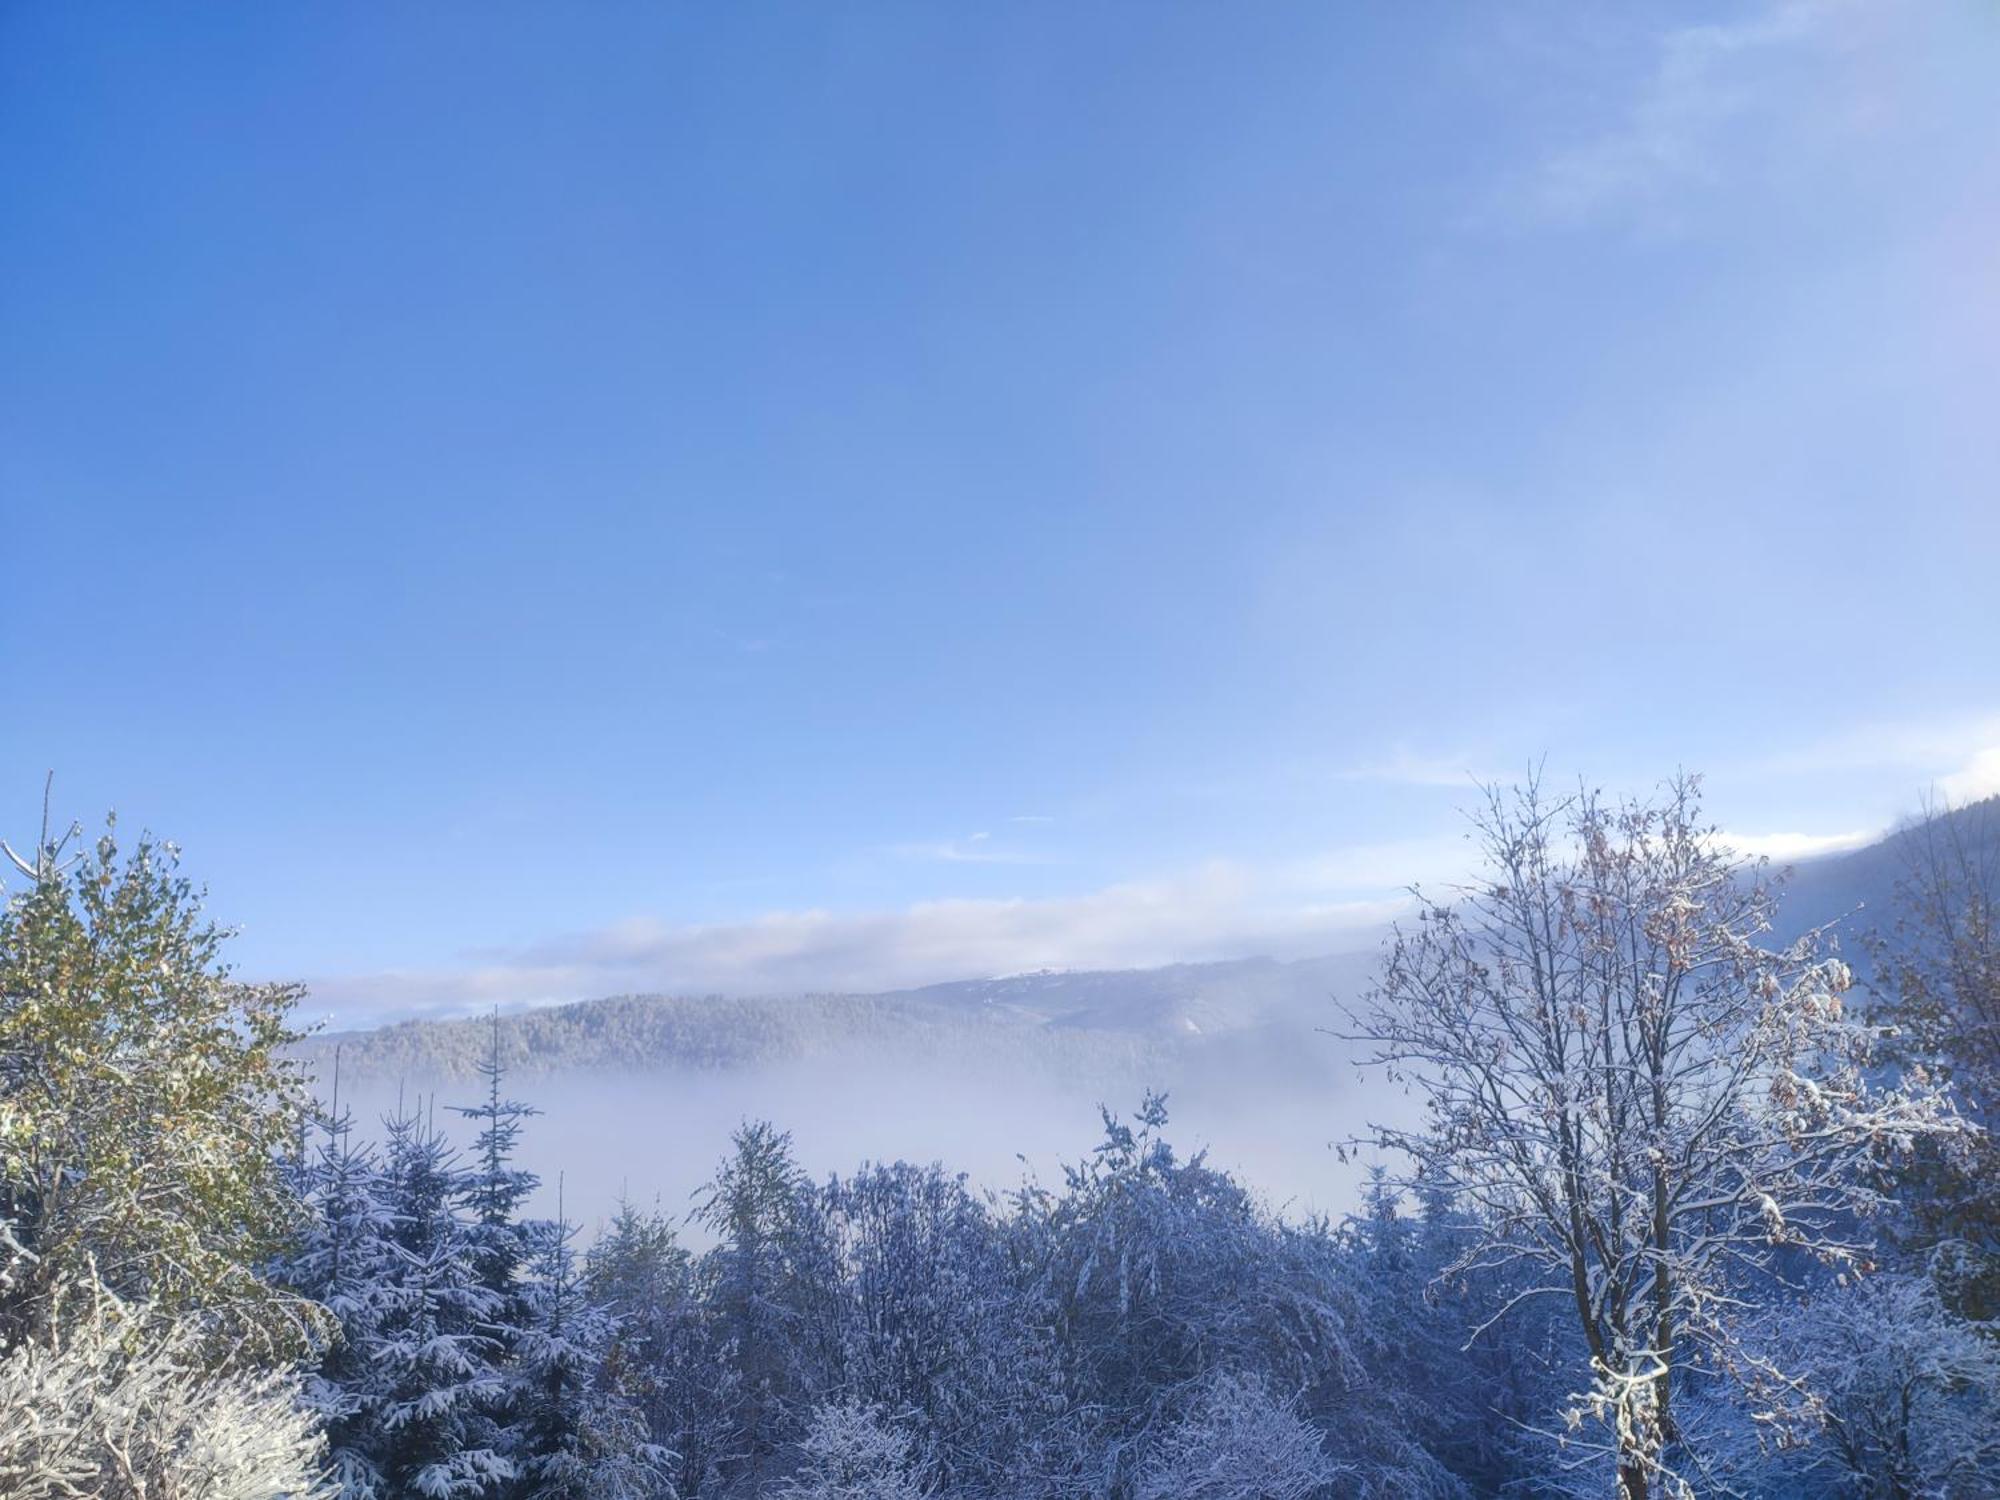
294;952;1378;1086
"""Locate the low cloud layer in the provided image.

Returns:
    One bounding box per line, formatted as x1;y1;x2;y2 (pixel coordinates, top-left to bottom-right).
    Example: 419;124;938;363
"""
306;861;1411;1025
302;794;1914;1026
303;731;2000;1027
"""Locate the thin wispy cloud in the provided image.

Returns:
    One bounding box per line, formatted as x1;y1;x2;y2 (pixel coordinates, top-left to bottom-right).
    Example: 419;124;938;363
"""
1331;748;1512;789
1497;0;1893;233
1721;827;1878;862
887;830;1048;865
301;718;1971;1026
1755;714;2000;783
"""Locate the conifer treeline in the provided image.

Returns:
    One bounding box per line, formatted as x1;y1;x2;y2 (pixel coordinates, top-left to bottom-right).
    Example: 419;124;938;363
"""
282;1071;1528;1500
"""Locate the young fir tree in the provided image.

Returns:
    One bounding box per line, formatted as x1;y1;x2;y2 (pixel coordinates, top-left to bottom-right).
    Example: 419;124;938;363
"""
1344;1165;1549;1494
449;1013;542;1480
588;1197;736;1500
510;1190;667;1499
374;1098;513;1500
452;1014;541;1315
283;1063;399;1499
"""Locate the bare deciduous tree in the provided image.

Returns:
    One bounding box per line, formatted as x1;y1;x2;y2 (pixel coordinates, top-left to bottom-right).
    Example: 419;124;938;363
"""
1868;794;2000;1320
1346;774;1963;1500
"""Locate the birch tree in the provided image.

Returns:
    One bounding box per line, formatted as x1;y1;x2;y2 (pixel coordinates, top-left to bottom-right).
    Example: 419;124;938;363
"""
1346;774;1963;1500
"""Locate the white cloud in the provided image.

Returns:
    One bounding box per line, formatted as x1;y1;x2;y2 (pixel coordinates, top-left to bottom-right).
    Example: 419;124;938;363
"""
1281;834;1478;893
1720;827;1878;862
303;856;1420;1025
1331;748;1512;789
1939;747;2000;807
1758;715;2000;781
1501;0;1899;232
303;728;2000;1025
887;830;1046;865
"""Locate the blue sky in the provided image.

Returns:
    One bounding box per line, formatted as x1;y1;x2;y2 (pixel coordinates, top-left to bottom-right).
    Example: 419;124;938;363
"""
4;2;1998;1022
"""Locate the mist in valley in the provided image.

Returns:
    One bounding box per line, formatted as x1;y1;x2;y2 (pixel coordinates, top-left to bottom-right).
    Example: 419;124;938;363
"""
317;1014;1411;1240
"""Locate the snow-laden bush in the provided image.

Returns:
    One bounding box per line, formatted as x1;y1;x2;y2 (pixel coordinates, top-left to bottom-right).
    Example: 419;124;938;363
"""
0;1287;333;1500
777;1401;931;1500
1133;1371;1347;1500
1701;1273;2000;1499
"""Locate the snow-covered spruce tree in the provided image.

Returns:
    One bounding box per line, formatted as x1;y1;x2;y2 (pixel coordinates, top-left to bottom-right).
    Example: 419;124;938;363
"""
0;1277;334;1500
1346;774;1964;1500
448;1013;542;1485
0;812;322;1353
451;1013;541;1328
588;1197;737;1498
1343;1171;1471;1481
1131;1371;1346;1500
775;1402;930;1500
696;1120;842;1495
373;1099;512;1499
509;1197;667;1499
280;1077;399;1498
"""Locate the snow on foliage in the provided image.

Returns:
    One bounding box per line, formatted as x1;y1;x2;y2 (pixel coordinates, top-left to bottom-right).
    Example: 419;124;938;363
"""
776;1402;931;1500
1346;775;1966;1499
15;787;2000;1500
0;1282;335;1500
1133;1371;1346;1500
0;817;323;1353
1706;1274;2000;1498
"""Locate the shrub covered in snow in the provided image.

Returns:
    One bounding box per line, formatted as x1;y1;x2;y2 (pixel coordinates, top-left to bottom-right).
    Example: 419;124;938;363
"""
0;1284;333;1500
777;1401;930;1500
1133;1372;1346;1500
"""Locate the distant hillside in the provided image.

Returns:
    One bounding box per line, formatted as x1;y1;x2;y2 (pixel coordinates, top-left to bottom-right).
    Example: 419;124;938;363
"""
295;952;1379;1088
299;802;1999;1093
1772;794;2000;948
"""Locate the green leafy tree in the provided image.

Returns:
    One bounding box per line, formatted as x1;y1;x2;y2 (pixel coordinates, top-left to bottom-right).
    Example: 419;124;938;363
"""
0;806;320;1354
